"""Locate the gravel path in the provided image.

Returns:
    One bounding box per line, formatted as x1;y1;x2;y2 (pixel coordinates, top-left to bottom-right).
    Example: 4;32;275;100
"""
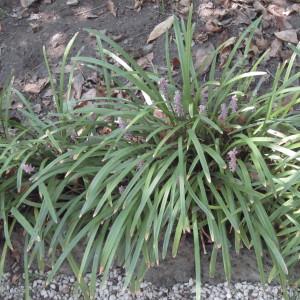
0;268;299;299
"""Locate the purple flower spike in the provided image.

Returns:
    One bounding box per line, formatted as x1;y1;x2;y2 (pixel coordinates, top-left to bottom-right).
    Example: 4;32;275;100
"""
22;163;35;175
198;104;207;114
218;103;228;122
227;148;238;173
230;95;238;113
174;90;184;118
159;78;168;99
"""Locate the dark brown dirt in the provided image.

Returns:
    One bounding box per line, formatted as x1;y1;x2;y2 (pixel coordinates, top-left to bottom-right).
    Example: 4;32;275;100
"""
3;230;300;288
1;0;300;91
0;0;172;86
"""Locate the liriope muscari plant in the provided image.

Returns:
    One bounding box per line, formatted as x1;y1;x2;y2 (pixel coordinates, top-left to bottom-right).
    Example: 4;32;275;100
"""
1;9;300;300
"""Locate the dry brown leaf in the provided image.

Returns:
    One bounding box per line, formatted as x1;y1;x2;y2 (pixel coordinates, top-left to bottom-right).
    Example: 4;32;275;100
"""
269;38;282;57
272;0;288;5
221;36;236;49
274;29;298;44
280;49;293;61
234;10;252;26
285;3;300;15
4;167;16;179
172;57;181;70
72;73;84;99
11;247;21;263
195;31;209;43
179;0;190;6
49;32;66;49
218;30;230;44
249;43;260;56
290;4;300;13
219;37;236;67
137;52;154;69
98;127;112;135
74;100;89;110
197;2;214;20
267;4;287;17
178;0;191;14
195;43;215;74
214;8;228;18
275;16;293;30
253;1;266;13
20;0;37;7
205;19;222;33
255;37;269;51
262;13;273;30
24;78;49;94
147;16;174;43
220;0;231;9
220;47;231;68
107;0;117;17
134;0;144;11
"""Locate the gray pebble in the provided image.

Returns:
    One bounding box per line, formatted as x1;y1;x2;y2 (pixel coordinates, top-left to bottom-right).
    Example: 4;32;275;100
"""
0;268;298;300
40;289;48;298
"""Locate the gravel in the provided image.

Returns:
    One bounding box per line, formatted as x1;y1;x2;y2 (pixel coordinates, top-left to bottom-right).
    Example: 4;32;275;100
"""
0;268;299;299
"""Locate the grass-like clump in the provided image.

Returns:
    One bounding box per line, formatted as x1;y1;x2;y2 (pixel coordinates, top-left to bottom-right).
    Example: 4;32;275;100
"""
1;10;300;300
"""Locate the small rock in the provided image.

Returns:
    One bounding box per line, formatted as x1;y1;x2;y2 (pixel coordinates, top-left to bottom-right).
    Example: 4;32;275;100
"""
235;282;242;289
60;284;70;294
40;289;48;298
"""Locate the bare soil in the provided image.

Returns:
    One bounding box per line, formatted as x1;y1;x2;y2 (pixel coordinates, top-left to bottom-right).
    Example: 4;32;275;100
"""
1;0;300;89
0;0;171;86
